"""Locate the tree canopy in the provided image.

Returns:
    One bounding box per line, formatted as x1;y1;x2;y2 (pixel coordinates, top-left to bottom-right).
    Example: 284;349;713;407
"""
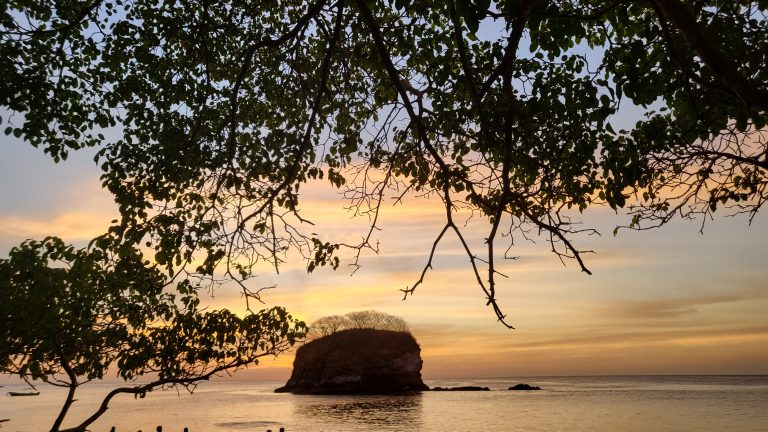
308;310;411;340
0;236;306;432
1;0;766;327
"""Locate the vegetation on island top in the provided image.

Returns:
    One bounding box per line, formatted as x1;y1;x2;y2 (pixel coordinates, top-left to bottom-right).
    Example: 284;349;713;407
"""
1;0;767;428
306;310;411;341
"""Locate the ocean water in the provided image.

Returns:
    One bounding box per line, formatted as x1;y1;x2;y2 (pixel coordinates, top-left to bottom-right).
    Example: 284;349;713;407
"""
1;376;767;432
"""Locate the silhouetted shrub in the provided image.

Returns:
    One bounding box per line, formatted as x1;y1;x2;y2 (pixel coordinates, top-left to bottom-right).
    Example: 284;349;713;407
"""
307;310;410;340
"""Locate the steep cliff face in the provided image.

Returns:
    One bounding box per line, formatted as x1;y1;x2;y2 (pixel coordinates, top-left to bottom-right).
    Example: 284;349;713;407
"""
275;329;429;394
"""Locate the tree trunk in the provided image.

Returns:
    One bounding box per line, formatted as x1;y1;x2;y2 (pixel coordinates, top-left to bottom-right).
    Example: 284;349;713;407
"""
50;382;77;432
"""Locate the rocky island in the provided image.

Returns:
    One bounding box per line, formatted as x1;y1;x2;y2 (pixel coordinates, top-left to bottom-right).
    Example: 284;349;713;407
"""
509;383;542;390
276;312;428;394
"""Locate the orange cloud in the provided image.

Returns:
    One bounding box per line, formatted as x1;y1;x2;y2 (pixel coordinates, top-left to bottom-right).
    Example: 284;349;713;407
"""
0;212;113;244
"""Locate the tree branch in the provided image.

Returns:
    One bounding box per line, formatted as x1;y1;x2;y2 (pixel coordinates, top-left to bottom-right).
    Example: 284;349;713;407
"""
59;359;253;432
649;0;768;111
50;344;78;432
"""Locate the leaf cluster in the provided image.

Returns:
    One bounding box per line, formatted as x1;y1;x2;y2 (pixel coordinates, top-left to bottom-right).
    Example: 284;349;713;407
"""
0;236;307;430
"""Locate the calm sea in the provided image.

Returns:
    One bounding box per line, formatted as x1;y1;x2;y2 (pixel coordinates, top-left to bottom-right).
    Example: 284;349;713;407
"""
2;376;767;432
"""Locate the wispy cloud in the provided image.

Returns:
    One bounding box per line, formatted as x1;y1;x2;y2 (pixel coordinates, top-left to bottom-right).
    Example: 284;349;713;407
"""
594;295;745;319
0;212;113;246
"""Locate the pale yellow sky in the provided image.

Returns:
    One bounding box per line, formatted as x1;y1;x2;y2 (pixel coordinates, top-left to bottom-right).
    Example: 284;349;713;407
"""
1;137;767;380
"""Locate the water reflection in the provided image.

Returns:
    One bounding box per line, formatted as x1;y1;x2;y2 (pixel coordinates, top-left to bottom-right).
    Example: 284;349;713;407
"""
296;394;423;430
215;420;284;430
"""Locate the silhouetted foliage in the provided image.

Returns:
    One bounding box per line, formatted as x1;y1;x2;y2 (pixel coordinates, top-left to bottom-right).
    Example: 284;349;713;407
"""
0;237;307;432
1;1;766;327
308;315;353;339
307;310;410;340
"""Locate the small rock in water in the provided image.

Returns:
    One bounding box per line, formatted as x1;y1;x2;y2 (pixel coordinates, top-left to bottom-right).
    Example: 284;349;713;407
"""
508;383;541;391
431;386;490;391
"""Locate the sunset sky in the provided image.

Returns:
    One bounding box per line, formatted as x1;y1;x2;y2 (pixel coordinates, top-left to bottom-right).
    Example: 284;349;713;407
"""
1;128;767;381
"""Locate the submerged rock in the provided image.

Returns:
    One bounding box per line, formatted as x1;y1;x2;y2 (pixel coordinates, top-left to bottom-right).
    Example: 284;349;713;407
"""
508;383;541;391
275;329;428;394
431;386;490;391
